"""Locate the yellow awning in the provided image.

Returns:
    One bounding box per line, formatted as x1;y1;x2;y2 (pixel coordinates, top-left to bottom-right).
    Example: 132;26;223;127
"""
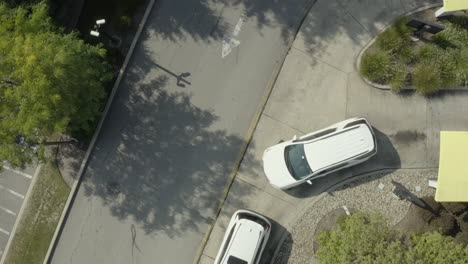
435;131;468;202
443;0;468;12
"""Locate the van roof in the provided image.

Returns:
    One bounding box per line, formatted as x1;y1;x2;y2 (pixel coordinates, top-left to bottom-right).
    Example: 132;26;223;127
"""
223;219;263;264
304;125;374;171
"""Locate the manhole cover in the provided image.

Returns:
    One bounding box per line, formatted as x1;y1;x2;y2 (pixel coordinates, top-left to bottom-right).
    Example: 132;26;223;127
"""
106;181;120;195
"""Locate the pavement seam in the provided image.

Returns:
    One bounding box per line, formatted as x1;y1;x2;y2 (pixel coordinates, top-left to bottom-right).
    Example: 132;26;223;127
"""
261;113;306;135
235;177;297;207
192;1;320;263
291;46;349;75
345;11;372;37
41;1;156;263
345;72;351;119
0;165;42;264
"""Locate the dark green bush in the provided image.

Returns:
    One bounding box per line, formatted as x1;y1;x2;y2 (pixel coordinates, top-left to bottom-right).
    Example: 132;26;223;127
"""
399;45;416;64
454;231;468;245
317;211;468;264
377;28;406;52
394;17;412;39
360;51;393;82
413;63;441;93
376;17;411;52
389;64;408;91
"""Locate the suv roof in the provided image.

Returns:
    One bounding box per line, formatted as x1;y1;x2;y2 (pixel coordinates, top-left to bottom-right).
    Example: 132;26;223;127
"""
304;124;374;171
223;219;264;264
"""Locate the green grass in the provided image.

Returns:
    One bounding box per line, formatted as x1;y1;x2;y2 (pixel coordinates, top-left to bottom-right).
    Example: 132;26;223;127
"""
4;162;70;264
360;14;468;94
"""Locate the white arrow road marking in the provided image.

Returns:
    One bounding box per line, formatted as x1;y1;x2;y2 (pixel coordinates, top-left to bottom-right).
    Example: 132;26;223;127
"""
232;15;245;36
221;15;245;58
222;36;241;58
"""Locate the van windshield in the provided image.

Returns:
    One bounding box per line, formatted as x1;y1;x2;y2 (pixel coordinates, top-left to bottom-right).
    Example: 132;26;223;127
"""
284;144;313;180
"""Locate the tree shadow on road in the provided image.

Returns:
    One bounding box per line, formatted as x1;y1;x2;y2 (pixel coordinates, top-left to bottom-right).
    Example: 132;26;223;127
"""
285;127;401;198
81;69;258;237
145;0;316;44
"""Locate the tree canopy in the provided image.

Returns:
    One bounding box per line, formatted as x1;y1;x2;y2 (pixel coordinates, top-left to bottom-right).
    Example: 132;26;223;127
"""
0;2;112;167
316;211;468;264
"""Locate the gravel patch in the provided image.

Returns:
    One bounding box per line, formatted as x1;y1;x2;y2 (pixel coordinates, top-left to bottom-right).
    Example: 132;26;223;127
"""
274;169;437;264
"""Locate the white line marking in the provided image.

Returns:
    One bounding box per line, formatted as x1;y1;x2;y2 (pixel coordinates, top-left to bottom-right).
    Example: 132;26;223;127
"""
0;227;10;236
221;14;245;58
222;36;241;58
233;15;245;36
2;165;32;179
0;206;16;216
0;184;24;199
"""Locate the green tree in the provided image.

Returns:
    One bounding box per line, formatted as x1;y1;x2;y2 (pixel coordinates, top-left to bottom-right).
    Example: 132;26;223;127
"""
316;211;468;264
316;211;405;264
406;232;468;264
0;2;112;167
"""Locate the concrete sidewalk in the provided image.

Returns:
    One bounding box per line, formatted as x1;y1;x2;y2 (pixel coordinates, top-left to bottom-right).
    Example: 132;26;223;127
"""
198;0;468;263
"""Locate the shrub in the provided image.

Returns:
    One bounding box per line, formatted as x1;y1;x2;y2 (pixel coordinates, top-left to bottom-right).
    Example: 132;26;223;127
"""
360;51;393;82
406;232;468;263
376;17;411;52
399;45;417;64
417;44;442;61
454;231;468;245
316;211;468;264
442;202;467;216
389;64;408;91
430;212;457;236
437;51;460;89
413;63;441;93
377;27;406;52
316;211;405;264
394;17;412;39
454;48;468;85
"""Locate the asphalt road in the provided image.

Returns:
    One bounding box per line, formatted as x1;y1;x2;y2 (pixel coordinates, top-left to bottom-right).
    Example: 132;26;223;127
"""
0;164;37;259
49;0;310;263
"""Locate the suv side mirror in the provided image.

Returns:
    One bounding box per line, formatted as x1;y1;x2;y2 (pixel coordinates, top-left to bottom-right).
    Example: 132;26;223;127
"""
306;180;313;185
292;135;297;141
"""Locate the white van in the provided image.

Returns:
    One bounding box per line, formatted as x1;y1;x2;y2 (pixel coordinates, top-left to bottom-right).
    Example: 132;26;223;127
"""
262;118;377;190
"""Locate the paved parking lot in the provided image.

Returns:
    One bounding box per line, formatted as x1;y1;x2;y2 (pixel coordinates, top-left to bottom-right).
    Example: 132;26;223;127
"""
200;0;447;263
0;164;37;259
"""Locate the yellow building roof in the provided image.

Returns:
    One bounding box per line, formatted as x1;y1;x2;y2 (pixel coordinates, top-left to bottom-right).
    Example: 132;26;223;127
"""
443;0;468;12
435;131;468;202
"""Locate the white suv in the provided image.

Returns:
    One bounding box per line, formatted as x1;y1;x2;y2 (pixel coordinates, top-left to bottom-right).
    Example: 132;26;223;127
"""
262;118;377;190
214;210;271;264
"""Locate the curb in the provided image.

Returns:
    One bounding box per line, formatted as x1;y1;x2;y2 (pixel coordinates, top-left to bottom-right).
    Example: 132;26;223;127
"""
270;167;398;264
42;1;156;263
0;165;42;264
191;1;319;263
354;3;468;91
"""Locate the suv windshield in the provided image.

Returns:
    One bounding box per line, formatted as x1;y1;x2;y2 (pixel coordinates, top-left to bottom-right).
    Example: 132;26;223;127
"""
284;144;313;180
227;256;248;264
